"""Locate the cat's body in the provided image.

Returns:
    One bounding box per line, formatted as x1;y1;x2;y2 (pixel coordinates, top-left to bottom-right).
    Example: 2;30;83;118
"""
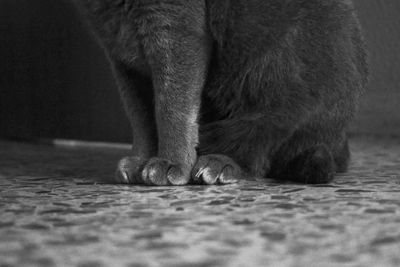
74;0;368;185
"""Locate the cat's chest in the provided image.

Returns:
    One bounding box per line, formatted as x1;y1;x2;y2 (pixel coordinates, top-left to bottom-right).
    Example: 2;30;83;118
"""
86;1;182;72
92;12;146;66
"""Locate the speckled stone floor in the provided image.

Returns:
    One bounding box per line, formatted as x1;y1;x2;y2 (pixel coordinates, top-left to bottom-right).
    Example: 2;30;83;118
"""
0;138;400;267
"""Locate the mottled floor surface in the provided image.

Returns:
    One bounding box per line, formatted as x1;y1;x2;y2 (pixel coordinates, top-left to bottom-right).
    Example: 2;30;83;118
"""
0;138;400;267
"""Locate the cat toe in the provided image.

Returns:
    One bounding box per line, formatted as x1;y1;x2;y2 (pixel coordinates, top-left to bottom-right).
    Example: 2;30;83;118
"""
142;158;190;186
115;156;147;184
115;168;130;184
192;154;241;185
301;146;336;184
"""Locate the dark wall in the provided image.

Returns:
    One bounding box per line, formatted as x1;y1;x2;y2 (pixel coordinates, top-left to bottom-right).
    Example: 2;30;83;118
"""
352;0;400;135
0;0;399;143
0;0;131;142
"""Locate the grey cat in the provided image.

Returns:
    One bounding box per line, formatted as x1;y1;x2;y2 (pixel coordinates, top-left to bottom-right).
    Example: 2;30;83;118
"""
73;0;368;185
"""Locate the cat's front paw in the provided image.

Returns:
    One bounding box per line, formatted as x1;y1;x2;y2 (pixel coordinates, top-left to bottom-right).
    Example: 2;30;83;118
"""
115;156;147;184
192;154;241;185
141;157;191;186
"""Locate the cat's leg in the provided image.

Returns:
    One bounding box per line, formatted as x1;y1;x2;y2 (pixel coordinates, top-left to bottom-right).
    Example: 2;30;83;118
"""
197;118;344;184
140;55;207;185
268;130;349;184
112;61;158;184
270;144;336;184
139;26;211;186
195;116;288;183
196;107;351;184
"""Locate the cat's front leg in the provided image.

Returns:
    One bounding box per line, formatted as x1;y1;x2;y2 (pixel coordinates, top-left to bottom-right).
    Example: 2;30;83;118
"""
141;30;211;186
112;61;158;184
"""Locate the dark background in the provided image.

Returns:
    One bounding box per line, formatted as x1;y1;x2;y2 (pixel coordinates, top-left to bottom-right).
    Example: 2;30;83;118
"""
1;0;399;143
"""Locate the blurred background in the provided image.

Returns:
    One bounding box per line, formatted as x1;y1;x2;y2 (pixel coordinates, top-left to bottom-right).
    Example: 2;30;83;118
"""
1;0;399;143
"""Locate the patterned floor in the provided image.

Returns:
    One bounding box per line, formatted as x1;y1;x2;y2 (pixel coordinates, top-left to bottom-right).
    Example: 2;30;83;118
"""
0;138;399;267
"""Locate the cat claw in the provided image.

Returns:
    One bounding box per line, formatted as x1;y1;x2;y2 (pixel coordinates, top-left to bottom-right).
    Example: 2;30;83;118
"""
116;170;130;184
115;156;146;184
192;154;241;185
116;155;241;186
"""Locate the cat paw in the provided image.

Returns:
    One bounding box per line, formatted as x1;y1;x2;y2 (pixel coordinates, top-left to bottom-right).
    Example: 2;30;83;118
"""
300;145;336;184
192;154;241;185
141;157;191;186
115;156;147;184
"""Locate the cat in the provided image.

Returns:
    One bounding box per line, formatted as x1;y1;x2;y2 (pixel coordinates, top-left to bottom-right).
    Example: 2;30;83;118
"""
72;0;368;185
